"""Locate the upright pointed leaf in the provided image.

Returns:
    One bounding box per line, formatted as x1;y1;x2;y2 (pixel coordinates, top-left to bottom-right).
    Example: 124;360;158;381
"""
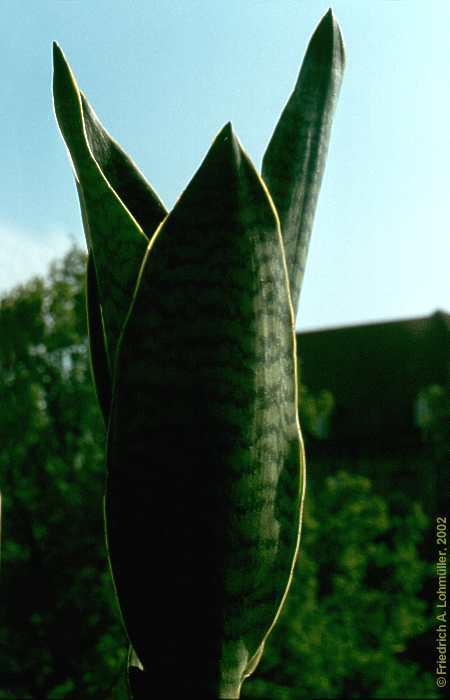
85;252;111;420
80;92;167;237
75;176;113;422
106;124;305;697
262;9;345;319
80;92;168;421
53;43;165;383
81;94;167;418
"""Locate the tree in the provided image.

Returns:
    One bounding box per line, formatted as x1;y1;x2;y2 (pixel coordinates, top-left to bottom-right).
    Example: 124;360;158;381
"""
0;247;127;698
0;247;437;698
242;472;437;699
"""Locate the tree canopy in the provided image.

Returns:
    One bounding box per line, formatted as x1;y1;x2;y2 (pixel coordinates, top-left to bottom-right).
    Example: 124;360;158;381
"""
0;247;439;698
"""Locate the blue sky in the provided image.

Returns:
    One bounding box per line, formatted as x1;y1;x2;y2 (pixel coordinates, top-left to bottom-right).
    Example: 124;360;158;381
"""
1;0;448;330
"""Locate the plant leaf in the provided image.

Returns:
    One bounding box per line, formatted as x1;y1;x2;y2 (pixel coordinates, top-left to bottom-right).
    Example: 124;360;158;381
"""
262;8;345;320
53;43;166;389
80;91;167;237
80;93;168;419
105;123;305;696
85;252;111;420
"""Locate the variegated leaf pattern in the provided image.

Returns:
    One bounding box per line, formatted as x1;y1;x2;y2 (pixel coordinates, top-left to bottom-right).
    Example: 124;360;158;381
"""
53;44;166;414
53;10;345;697
262;9;345;320
105;124;305;697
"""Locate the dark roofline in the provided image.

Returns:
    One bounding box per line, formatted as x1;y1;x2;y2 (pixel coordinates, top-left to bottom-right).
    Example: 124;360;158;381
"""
297;309;450;336
293;308;449;450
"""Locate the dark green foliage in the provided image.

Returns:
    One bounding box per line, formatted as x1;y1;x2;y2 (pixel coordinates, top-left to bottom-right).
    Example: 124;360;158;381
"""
53;43;156;386
415;382;450;464
52;12;346;693
0;248;438;698
242;473;437;700
0;248;127;698
262;9;345;317
106;124;303;696
85;252;112;421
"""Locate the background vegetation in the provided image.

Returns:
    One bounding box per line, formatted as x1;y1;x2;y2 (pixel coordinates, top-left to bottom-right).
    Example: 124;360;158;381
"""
0;248;442;698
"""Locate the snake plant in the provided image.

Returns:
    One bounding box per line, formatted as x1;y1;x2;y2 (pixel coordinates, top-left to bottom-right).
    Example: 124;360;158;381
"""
53;9;344;698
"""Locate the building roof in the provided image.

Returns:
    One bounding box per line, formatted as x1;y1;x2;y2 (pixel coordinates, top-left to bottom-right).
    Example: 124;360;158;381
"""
296;310;450;451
